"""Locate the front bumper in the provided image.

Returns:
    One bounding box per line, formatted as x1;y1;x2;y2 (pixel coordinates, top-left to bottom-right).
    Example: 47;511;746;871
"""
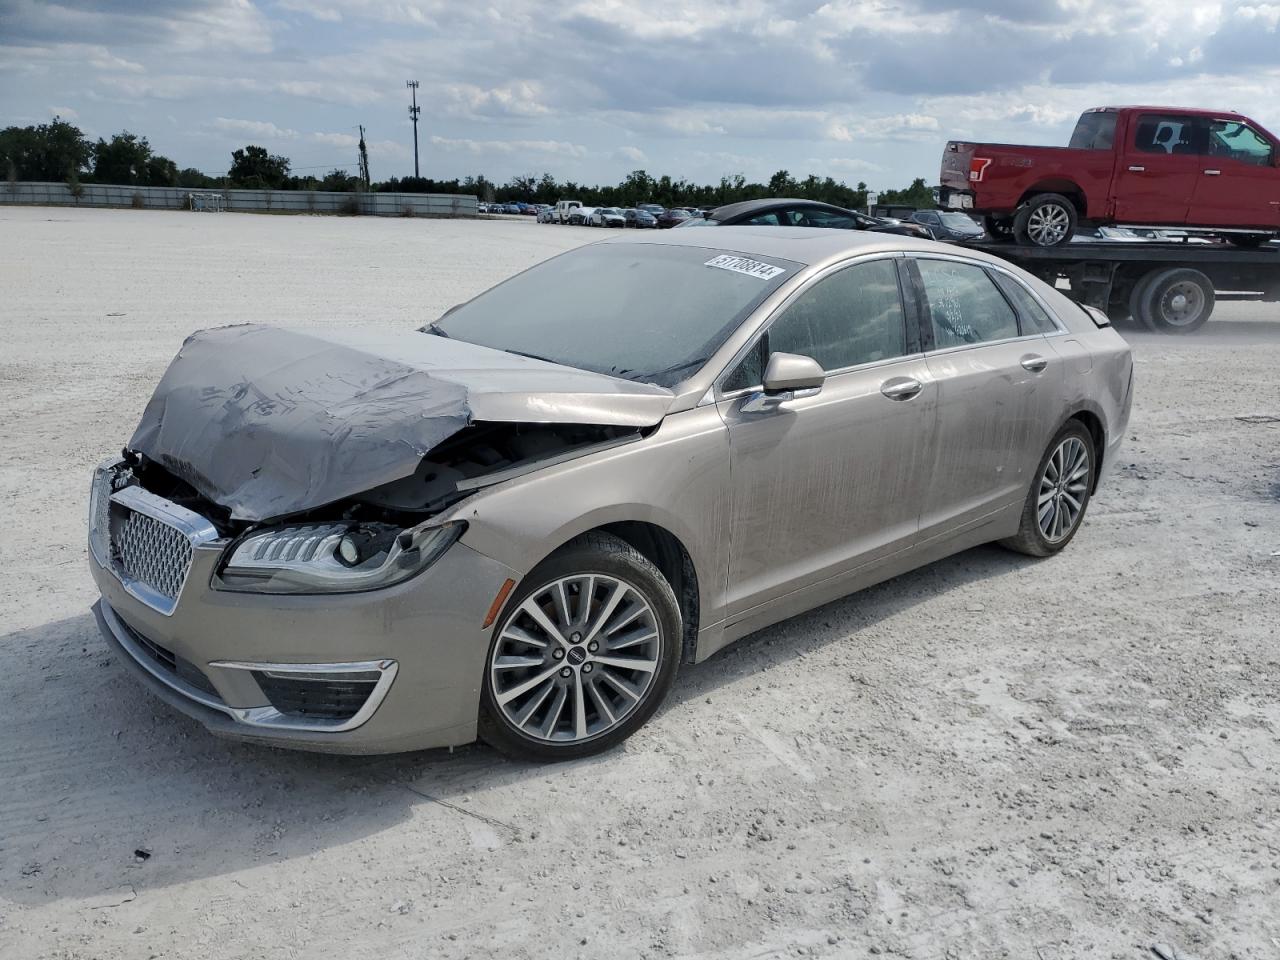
90;492;519;754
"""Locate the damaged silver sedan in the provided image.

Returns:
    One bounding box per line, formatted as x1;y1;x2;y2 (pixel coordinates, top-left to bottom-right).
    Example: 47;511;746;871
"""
89;229;1133;760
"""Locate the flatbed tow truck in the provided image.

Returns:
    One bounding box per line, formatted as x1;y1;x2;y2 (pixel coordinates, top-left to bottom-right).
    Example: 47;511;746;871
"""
966;239;1280;333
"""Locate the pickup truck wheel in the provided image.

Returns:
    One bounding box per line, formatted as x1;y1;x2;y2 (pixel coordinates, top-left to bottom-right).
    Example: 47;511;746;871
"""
1136;268;1214;334
1014;193;1077;247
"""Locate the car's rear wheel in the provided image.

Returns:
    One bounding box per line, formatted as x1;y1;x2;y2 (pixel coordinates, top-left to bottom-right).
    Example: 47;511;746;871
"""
1001;421;1096;557
1013;193;1078;247
479;533;681;762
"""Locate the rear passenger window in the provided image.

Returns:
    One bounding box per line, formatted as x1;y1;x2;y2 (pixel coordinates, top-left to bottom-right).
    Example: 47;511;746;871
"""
767;259;907;371
916;259;1019;348
992;272;1059;334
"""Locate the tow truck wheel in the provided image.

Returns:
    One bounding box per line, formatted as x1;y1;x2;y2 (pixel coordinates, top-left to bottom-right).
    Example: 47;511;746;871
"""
1013;193;1078;247
1134;268;1214;334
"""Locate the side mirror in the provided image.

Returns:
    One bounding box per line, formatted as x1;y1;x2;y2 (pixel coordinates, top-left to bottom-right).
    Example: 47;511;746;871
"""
743;352;825;413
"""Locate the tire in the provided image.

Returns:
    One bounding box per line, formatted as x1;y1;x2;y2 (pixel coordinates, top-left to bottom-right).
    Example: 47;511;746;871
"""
1135;268;1214;334
984;215;1014;241
1001;420;1096;558
1013;193;1078;247
478;532;681;762
1127;270;1160;329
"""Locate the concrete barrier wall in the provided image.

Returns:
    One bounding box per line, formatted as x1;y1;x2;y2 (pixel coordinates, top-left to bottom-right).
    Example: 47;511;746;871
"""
0;181;478;217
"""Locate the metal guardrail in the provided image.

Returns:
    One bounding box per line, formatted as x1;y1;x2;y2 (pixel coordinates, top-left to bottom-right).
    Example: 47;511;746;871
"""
0;181;478;217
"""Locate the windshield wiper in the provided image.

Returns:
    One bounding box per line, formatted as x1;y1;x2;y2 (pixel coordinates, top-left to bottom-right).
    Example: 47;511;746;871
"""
624;356;710;382
421;321;450;338
504;348;559;364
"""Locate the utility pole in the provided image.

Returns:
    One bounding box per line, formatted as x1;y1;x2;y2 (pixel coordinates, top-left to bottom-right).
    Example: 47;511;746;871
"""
357;125;370;188
406;80;421;179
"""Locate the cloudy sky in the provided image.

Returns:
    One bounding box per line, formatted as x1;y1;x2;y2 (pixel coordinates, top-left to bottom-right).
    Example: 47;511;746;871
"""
2;1;1278;188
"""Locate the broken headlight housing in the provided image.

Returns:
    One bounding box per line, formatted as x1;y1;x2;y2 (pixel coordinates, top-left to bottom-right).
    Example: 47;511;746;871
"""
213;520;466;595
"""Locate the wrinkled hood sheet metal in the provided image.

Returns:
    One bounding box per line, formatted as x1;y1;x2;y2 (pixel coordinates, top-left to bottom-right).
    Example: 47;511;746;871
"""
130;324;673;521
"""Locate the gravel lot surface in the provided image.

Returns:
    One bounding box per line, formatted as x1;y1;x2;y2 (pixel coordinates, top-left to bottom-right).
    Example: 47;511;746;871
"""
2;207;1277;960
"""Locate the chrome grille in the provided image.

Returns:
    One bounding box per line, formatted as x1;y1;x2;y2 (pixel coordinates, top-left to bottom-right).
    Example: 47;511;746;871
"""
91;472;219;616
91;470;113;556
115;511;194;602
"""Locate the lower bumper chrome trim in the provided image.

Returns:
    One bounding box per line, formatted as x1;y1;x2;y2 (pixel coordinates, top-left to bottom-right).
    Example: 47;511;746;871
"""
98;599;397;733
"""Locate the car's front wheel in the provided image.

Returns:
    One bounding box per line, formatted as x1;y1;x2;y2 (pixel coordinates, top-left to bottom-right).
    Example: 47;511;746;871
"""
1001;421;1096;557
479;533;681;761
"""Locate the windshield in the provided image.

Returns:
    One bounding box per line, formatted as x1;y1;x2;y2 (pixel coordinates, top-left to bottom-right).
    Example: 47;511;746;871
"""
432;242;800;387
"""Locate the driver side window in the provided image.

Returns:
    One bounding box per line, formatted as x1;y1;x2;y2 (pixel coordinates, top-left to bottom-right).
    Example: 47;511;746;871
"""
722;258;907;390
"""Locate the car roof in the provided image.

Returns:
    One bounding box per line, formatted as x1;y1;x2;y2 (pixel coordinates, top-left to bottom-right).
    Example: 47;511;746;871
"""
597;224;1002;269
708;197;853;221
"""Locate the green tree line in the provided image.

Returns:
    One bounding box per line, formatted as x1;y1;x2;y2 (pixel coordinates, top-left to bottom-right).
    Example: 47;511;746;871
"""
2;116;936;209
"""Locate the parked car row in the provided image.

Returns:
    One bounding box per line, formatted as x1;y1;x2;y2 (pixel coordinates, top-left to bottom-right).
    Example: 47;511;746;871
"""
545;200;706;228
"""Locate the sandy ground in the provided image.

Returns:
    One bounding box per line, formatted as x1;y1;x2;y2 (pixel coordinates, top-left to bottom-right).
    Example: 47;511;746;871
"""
1;207;1277;960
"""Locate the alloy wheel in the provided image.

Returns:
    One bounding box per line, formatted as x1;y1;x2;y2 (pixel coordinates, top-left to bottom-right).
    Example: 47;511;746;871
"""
489;574;662;743
1027;203;1071;246
1037;436;1090;542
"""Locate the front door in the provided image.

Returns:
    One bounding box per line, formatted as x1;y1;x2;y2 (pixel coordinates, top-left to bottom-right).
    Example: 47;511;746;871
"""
718;256;936;617
1189;118;1280;228
1112;113;1204;225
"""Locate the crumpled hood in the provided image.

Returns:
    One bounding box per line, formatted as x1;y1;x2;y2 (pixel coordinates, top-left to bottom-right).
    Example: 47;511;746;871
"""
129;324;674;521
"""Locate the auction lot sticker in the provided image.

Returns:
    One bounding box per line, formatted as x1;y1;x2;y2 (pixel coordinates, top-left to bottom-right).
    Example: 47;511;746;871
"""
704;254;786;280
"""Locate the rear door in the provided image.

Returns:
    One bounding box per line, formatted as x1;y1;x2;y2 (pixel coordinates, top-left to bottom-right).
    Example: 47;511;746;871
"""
1189;118;1280;228
718;255;935;616
1112;113;1205;224
909;256;1065;540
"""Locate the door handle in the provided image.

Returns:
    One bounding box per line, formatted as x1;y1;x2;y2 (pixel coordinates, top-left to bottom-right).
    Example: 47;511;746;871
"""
880;376;923;400
1020;355;1048;373
1128;165;1145;172
1203;169;1221;176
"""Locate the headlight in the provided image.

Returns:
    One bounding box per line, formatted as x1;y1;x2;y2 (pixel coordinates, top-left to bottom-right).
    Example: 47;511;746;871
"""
213;519;466;595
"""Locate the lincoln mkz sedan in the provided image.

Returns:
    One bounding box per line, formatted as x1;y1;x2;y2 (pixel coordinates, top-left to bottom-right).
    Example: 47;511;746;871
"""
89;229;1133;761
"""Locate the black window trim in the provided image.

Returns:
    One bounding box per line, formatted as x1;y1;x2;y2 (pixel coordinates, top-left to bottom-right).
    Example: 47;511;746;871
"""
713;251;920;398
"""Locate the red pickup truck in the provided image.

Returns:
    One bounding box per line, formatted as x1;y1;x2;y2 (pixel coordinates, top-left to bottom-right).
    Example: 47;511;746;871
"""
940;106;1280;247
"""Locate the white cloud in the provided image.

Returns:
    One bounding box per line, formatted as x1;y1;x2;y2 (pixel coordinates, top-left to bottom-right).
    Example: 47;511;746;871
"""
212;117;299;140
277;1;345;22
440;81;551;117
430;136;588;158
613;145;647;164
89;51;145;73
50;105;79;120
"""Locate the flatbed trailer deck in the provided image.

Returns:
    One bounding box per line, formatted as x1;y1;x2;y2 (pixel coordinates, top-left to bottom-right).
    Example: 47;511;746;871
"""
965;240;1280;333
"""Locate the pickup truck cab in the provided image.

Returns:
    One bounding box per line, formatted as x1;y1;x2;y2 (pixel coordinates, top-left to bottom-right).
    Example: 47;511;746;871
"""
941;106;1280;247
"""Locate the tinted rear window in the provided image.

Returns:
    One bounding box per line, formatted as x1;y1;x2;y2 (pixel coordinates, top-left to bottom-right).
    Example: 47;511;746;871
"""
1069;111;1117;150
